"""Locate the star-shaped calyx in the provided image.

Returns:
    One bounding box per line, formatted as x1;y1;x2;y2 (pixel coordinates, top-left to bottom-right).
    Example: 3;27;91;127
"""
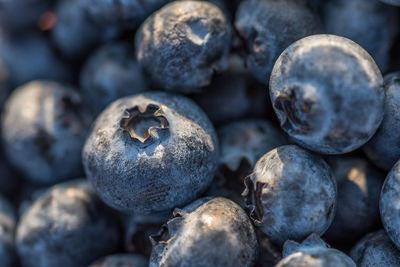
120;104;169;147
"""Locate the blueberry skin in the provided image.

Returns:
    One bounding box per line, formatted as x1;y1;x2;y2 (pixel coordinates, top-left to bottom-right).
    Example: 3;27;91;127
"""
324;156;383;244
1;81;94;184
150;197;258;267
270;34;384;155
364;73;400;171
16;179;121;267
0;195;16;267
89;254;148;267
51;0;119;60
234;0;320;84
276;234;356;267
324;0;398;73
191;54;271;125
0;33;72;88
379;160;400;250
80;42;149;113
81;0;170;29
243;145;337;245
379;0;400;6
83;91;219;213
135;1;232;93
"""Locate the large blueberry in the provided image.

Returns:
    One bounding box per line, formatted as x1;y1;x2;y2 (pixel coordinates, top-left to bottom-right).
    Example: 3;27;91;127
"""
364;73;400;171
135;1;232;92
80;42;149;113
149;197;258;267
324;0;398;72
82;91;219;213
243;145;336;245
270;34;384;154
350;230;400;267
1;81;94;184
0;195;16;267
324;156;383;244
235;0;320;84
276;234;356;266
16;179;121;267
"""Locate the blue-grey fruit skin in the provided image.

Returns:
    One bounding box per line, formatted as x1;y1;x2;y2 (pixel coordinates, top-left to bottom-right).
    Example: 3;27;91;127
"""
364;73;400;171
51;0;119;60
324;0;398;73
150;197;258;267
379;0;400;6
380;160;400;250
89;254;148;267
16;179;121;267
81;0;171;29
324;156;383;244
276;234;356;267
256;229;282;267
83;91;219;213
1;81;94;184
0;33;72;88
244;145;337;245
350;230;400;267
234;0;320;84
80;42;149;113
0;195;16;267
0;0;52;33
270;34;385;155
191;54;271;125
135;1;232;93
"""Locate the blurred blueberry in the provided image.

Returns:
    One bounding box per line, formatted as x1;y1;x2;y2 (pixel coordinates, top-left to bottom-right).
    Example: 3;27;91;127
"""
135;0;232;93
324;156;383;245
80;42;149;113
83;91;219;213
235;0;320;84
0;33;73;87
16;179;121;267
150;197;258;267
324;0;398;72
270;34;384;154
1;81;95;184
0;194;16;267
244;145;336;245
89;254;148;267
350;230;400;267
364;73;400;171
276;234;356;266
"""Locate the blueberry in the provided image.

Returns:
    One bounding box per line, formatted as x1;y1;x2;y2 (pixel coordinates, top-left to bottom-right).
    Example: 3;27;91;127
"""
0;195;16;267
0;33;72;87
124;211;170;257
80;0;170;29
364;73;400;171
276;234;356;266
350;230;400;267
243;145;336;245
149;197;258;267
380;160;400;250
191;54;271;124
270;34;384;154
323;156;383;245
80;42;149;113
1;81;94;184
324;0;398;72
234;0;320;84
16;179;121;267
82;91;219;213
89;254;148;267
135;0;232;92
0;0;52;33
51;0;119;60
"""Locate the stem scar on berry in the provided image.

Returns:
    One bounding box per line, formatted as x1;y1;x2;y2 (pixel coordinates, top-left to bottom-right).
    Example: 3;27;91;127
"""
120;104;169;147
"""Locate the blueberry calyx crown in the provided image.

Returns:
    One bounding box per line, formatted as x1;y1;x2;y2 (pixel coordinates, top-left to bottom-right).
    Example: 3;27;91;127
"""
120;104;169;147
